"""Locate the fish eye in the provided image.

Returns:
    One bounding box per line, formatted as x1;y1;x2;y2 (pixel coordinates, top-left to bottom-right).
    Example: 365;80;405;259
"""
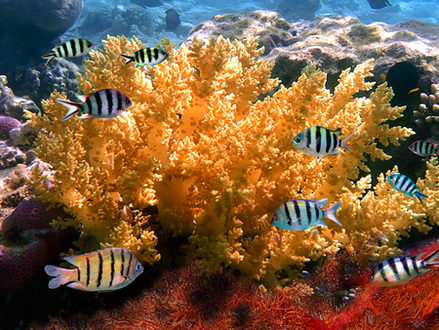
294;136;301;143
272;216;279;223
135;263;143;272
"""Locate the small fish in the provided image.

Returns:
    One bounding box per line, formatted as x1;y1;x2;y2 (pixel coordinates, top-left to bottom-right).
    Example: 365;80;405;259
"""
271;198;342;231
370;249;439;286
387;174;428;203
44;247;143;292
57;88;132;121
367;0;391;9
41;38;93;67
409;140;439;156
121;48;168;67
292;126;353;157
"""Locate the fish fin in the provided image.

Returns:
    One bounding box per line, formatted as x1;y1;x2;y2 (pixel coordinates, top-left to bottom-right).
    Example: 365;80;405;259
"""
408;87;420;95
41;53;56;67
414;190;428;203
423;249;439;264
324;202;342;226
76;95;87;103
57;99;81;121
120;54;134;65
332;128;342;136
44;265;76;289
340;133;354;152
63;255;82;267
415;253;426;261
113;274;128;286
78;114;94;119
66;281;89;291
316;198;328;208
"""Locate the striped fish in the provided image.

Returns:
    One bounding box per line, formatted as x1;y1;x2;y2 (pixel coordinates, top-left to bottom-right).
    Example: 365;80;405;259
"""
292;126;353;157
121;48;168;67
41;38;93;67
409;140;439;156
370;249;439;286
57;88;132;121
271;198;342;231
387;173;428;203
44;247;143;292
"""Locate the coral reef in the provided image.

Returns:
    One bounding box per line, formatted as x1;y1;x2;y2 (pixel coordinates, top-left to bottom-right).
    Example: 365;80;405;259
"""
0;141;26;169
29;255;439;329
24;34;428;288
0;199;76;291
0;115;21;140
0;76;40;120
188;12;439;90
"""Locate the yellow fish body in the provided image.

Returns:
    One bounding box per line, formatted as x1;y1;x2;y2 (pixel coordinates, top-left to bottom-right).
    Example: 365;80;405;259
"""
44;247;143;292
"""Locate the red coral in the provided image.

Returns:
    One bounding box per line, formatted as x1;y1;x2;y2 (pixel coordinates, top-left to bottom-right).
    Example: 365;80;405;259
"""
30;247;439;329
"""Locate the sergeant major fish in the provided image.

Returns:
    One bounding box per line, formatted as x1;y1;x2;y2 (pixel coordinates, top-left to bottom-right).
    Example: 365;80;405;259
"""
42;38;93;67
271;198;342;231
292;126;353;157
57;88;132;121
387;173;428;203
44;247;143;292
121;48;168;67
409;140;438;157
370;249;439;286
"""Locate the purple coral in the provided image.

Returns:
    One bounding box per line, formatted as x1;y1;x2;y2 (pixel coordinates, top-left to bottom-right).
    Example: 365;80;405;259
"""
0;115;21;140
0;198;76;291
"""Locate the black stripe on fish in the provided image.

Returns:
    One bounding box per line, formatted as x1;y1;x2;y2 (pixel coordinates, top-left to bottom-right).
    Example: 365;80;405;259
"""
86;96;93;115
109;248;115;287
411;258;419;274
95;91;102;116
332;132;337;153
120;248;125;276
141;49;146;64
388;258;400;281
71;39;77;56
325;128;331;153
126;252;133;277
314;204;320;223
146;48;152;63
406;181;415;194
86;257;90;286
399;176;408;191
154;48;159;60
305;200;312;224
292;200;301;225
378;261;388;282
79;38;84;53
106;89;113;115
97;251;103;288
306;128;311;148
316;127;321;153
77;267;81;282
62;42;69;57
116;90;122;111
401;257;411;276
284;203;292;225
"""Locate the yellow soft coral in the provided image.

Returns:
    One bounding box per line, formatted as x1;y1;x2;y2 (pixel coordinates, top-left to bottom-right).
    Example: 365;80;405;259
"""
28;35;437;288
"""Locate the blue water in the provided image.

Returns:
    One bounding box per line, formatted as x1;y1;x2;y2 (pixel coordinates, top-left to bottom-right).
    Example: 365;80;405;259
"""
75;0;439;48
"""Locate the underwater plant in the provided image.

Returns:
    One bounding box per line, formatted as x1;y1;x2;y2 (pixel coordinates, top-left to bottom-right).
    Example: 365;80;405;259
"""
27;34;439;288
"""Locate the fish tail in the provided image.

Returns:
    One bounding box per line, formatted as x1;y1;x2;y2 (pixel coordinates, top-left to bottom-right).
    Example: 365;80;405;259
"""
41;53;56;67
56;99;81;121
324;202;343;226
44;265;76;289
414;190;428;203
120;54;134;65
423;249;439;267
340;133;353;152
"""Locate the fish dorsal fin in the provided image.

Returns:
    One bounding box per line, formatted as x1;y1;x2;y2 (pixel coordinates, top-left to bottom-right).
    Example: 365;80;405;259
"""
76;95;87;103
63;255;82;267
316;199;328;208
415;252;426;261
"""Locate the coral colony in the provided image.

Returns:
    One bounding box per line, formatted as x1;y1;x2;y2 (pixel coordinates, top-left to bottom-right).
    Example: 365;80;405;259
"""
3;32;439;327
